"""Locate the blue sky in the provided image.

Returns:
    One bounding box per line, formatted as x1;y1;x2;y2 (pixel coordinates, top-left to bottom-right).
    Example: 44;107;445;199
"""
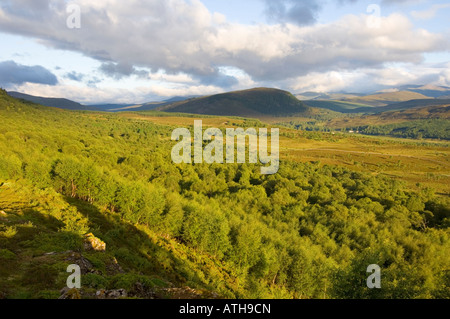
0;0;449;104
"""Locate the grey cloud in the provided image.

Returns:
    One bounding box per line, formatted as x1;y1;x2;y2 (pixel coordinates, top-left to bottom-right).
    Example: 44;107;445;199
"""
65;71;84;81
100;62;135;79
263;0;321;26
0;0;231;84
0;60;58;86
1;0;57;19
99;62;149;79
87;76;102;88
196;73;239;88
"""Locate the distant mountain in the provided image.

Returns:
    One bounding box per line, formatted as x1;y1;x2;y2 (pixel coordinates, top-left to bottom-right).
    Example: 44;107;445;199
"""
345;91;432;107
303;100;373;113
298;85;450;110
87;103;137;111
7;91;93;110
375;99;450;113
297;85;450;101
295;92;363;101
300;85;450;114
165;96;201;103
401;85;450;98
305;98;450;114
158;88;309;117
99;96;201;112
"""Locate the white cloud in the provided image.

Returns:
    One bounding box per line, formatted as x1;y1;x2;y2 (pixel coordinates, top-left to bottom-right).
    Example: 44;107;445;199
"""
289;71;359;93
287;62;450;93
12;78;228;104
0;0;447;84
150;72;195;84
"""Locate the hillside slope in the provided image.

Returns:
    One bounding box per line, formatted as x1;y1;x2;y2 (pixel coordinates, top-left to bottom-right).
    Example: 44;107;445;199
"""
7;91;93;111
0;90;244;299
346;91;432;107
403;85;450;98
1;89;449;299
158;88;309;117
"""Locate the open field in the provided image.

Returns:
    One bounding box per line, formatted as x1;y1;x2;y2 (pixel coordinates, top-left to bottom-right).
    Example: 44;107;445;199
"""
279;133;450;195
118;112;246;127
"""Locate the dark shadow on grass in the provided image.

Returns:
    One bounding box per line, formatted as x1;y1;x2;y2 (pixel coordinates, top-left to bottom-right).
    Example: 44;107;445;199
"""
0;208;84;298
63;196;207;291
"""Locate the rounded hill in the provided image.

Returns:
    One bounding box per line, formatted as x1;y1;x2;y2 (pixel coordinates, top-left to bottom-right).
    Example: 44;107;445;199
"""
158;88;309;117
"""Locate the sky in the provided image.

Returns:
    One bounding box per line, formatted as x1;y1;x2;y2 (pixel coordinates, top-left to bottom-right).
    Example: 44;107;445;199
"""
0;0;449;104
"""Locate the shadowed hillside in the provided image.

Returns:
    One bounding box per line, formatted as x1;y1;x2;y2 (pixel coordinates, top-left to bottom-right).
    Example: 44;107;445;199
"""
7;91;92;111
158;88;309;117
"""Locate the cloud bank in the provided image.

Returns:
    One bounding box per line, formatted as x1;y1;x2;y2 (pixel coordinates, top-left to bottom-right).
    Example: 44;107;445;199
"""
0;60;58;86
0;0;449;102
0;1;447;82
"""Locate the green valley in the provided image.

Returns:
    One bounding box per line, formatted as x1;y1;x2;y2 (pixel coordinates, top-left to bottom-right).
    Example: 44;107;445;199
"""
1;89;449;299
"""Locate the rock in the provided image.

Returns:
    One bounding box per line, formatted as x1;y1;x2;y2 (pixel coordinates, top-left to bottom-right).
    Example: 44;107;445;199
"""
107;289;127;299
65;252;95;275
95;289;106;299
59;287;81;300
84;233;106;252
96;289;127;299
